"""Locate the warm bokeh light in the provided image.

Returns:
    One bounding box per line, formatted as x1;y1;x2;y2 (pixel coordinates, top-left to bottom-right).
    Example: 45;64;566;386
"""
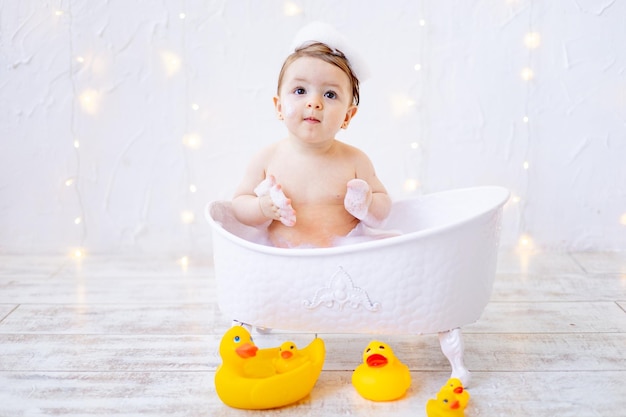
160;50;182;76
79;89;100;114
283;1;302;16
524;32;541;49
517;234;534;250
403;178;420;193
181;210;195;224
182;133;202;149
521;67;534;81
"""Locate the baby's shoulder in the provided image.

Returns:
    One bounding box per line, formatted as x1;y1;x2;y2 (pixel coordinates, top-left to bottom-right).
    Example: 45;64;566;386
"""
335;140;370;160
250;141;281;162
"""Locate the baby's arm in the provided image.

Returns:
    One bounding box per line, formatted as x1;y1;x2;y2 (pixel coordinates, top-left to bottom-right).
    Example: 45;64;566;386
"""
344;153;391;228
254;176;296;227
232;148;296;227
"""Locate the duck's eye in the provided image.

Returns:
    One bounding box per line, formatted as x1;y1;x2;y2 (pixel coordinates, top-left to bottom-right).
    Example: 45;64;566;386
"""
290;345;295;350
233;336;240;343
379;345;385;349
366;348;371;353
443;399;449;403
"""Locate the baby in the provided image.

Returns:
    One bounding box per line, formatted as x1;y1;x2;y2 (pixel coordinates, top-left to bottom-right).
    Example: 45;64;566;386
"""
232;24;391;248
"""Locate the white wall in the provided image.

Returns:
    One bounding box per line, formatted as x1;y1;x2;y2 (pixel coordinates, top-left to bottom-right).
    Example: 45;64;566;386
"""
1;0;624;256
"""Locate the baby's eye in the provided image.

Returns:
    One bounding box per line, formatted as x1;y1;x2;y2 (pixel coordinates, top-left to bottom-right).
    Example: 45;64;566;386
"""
294;87;306;95
324;91;337;99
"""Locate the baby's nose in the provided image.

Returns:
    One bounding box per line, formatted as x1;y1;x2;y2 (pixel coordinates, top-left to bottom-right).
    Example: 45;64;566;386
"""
306;96;323;109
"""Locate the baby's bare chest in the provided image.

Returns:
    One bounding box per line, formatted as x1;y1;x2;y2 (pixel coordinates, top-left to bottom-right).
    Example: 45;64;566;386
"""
268;160;355;205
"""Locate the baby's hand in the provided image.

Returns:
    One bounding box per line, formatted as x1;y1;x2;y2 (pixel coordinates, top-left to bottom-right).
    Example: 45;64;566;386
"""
344;179;372;220
254;175;296;227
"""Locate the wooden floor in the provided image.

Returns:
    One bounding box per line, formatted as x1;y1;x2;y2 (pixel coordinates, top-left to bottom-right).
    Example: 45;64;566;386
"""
1;251;624;416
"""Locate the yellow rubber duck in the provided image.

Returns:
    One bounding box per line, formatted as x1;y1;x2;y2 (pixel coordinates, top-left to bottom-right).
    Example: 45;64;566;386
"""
426;378;470;417
351;340;411;401
441;378;470;409
215;326;325;409
275;341;309;373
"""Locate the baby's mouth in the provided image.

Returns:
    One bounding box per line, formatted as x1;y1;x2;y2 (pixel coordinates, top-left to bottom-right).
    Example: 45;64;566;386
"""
304;116;320;123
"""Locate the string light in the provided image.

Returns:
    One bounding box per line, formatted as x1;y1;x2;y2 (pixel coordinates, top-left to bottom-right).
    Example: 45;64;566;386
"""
160;50;182;76
283;1;302;16
74;217;82;225
71;248;85;259
73;140;80;148
414;64;422;71
520;67;534;81
513;0;541;251
189;184;197;193
403;178;420;192
179;12;186;20
191;103;199;111
178;255;190;272
79;89;99;114
620;213;626;226
181;210;195;224
524;32;541;49
419;19;426;26
55;10;64;16
182;133;202;149
517;234;534;250
390;93;416;118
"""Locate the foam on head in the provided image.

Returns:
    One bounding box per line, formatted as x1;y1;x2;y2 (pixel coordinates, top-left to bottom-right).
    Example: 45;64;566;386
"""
290;22;370;82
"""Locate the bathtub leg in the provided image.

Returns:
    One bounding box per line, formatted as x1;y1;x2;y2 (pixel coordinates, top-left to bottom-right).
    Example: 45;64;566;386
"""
438;328;471;387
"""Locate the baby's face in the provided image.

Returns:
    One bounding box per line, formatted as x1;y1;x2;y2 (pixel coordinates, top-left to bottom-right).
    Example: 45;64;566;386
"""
275;57;357;145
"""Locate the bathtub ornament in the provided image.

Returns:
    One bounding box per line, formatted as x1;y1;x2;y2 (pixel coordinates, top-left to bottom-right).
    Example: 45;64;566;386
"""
352;340;411;401
215;326;325;410
425;378;470;417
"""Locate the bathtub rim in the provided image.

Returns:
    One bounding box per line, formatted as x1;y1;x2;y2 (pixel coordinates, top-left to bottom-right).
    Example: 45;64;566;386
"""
206;185;510;257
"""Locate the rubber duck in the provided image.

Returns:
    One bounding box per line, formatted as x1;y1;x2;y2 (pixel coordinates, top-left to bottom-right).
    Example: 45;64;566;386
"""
351;340;411;401
426;378;470;417
215;326;325;409
441;378;470;409
275;341;308;373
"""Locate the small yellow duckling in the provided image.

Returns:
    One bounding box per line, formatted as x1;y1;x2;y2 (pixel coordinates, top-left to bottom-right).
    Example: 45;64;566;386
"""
351;340;411;401
215;326;325;409
441;378;470;409
275;341;309;373
426;378;470;417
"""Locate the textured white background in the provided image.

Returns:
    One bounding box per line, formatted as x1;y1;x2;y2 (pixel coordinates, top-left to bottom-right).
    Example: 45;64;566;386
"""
1;0;624;255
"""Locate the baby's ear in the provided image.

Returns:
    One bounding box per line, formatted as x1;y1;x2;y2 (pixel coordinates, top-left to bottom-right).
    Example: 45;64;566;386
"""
342;105;358;129
273;96;283;120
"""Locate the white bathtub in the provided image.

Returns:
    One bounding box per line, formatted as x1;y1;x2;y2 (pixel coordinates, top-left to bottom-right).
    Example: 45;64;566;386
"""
206;186;509;385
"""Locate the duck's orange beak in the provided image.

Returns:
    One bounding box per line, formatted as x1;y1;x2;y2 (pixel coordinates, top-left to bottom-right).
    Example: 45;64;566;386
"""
235;343;258;358
281;350;293;359
453;386;464;394
450;400;460;410
366;354;388;368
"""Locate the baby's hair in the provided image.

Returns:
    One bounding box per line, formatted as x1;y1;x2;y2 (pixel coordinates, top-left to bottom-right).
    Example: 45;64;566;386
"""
277;42;361;106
